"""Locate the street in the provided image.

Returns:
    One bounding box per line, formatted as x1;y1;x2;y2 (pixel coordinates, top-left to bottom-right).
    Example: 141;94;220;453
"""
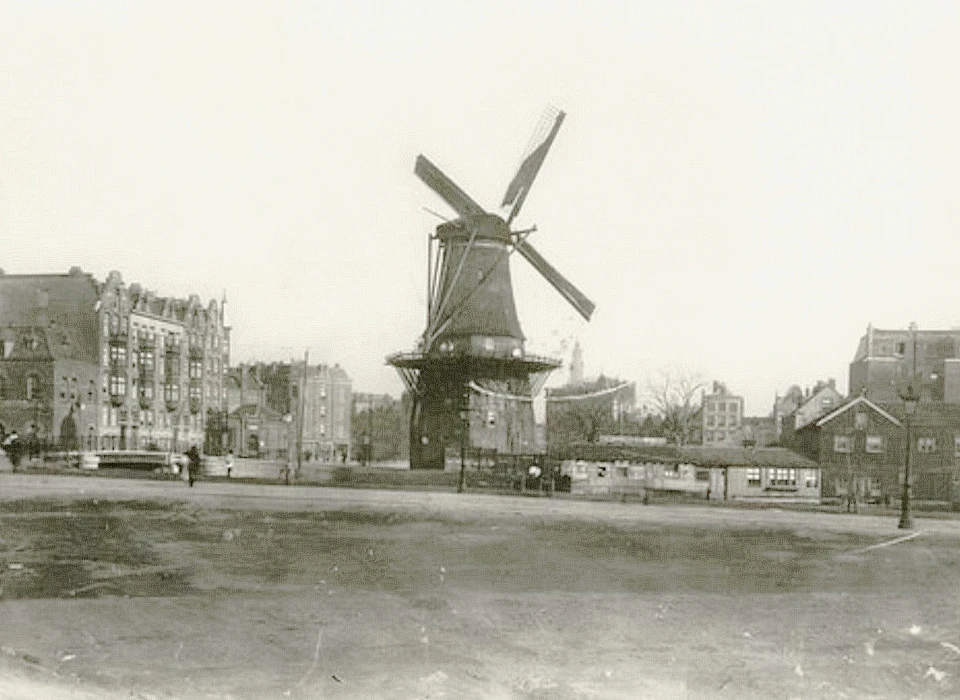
0;474;958;699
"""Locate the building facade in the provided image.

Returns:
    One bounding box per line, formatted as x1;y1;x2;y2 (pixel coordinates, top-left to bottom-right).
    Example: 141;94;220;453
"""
849;323;960;403
778;379;843;448
795;395;960;505
225;361;352;462
701;381;744;446
558;444;819;501
0;268;229;453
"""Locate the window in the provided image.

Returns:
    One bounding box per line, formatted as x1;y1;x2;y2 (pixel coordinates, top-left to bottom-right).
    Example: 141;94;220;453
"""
141;384;154;400
896;342;906;355
706;416;715;428
164;383;180;402
189;360;203;380
805;470;819;488
141;349;154;373
109;345;127;366
189;385;202;400
26;375;37;400
917;437;937;453
955;435;960;457
320;405;327;417
705;431;714;443
854;412;868;430
109;375;126;397
768;468;797;486
0;373;5;399
865;435;885;454
729;402;738;413
834;435;852;453
717;430;726;441
746;468;761;486
695;468;710;482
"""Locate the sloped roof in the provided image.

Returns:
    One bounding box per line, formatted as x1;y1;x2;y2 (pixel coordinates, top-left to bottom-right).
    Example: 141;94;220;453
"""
0;273;100;363
558;443;817;469
815;396;902;428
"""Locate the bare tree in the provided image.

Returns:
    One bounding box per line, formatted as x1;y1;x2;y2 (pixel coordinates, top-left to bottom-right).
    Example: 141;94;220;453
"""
644;368;707;446
546;376;636;451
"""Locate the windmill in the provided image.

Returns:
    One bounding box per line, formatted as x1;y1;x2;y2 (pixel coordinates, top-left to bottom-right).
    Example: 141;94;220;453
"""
388;107;595;470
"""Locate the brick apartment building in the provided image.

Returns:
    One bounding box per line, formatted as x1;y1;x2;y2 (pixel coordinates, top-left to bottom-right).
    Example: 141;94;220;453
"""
0;268;229;453
849;323;960;403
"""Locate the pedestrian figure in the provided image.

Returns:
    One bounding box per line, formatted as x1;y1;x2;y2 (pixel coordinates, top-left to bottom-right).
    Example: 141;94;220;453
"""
225;450;234;479
186;445;201;487
2;431;22;470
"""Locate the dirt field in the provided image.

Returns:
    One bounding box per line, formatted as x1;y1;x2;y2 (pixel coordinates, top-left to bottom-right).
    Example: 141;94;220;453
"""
0;475;959;699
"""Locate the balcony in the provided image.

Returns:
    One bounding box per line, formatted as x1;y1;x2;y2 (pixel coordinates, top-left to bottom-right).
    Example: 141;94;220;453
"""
139;394;153;410
189;345;205;360
139;335;155;349
190;397;201;414
110;393;126;408
165;399;180;413
108;329;129;345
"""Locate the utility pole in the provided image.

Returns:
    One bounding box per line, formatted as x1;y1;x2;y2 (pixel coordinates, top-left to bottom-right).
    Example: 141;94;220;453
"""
286;356;295;485
457;383;469;493
367;398;374;466
296;349;308;481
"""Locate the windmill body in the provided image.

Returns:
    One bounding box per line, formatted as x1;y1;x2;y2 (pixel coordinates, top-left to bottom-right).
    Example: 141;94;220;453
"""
388;109;594;470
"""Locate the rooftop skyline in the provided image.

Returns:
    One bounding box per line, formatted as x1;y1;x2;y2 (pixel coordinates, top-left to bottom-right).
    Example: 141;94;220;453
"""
3;1;959;416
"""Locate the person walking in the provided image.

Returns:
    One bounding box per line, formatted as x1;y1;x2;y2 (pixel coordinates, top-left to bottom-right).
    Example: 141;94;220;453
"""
185;444;201;487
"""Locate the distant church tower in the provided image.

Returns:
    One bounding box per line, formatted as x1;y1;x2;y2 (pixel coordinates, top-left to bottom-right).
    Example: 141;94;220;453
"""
569;341;584;386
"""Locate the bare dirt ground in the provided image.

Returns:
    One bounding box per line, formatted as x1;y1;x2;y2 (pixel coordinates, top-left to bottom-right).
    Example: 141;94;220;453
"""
0;475;959;699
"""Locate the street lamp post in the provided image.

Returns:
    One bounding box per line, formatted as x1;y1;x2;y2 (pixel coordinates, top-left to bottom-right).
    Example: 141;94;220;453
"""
899;382;921;530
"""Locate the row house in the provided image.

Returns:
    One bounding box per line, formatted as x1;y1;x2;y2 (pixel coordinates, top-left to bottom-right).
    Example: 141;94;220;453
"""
794;395;960;504
0;268;230;453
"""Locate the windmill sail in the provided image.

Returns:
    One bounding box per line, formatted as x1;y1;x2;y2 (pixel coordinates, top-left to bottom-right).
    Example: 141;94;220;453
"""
502;108;566;226
514;238;595;321
415;155;486;218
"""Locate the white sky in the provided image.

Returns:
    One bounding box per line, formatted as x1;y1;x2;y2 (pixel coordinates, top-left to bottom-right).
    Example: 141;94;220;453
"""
2;1;959;416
